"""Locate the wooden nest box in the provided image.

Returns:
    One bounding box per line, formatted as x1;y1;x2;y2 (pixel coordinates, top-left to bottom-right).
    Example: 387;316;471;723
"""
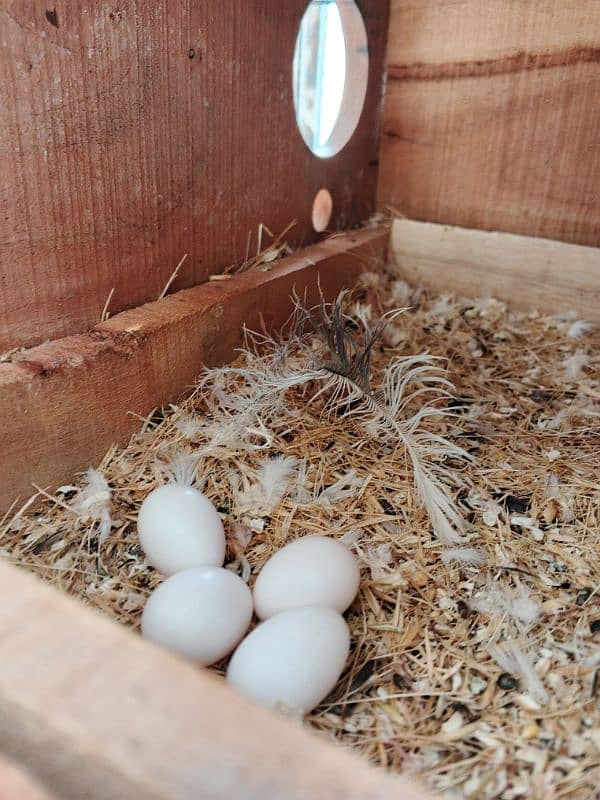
0;2;598;798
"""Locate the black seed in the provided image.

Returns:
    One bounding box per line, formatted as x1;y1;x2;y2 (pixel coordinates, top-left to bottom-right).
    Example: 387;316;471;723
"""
447;397;474;414
349;659;378;691
473;337;488;355
592;671;599;698
530;389;554;404
148;408;166;428
392;673;409;690
576;587;592;606
378;497;395;515
503;495;531;514
456;430;488;443
451;702;480;722
559;580;571;589
334;398;363;417
32;536;56;554
590;619;600;635
497;673;518;690
451;702;470;715
456;600;471;619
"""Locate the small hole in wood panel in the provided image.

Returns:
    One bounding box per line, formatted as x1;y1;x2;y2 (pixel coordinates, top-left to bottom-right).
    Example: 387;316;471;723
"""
312;189;333;232
293;0;369;158
45;8;59;27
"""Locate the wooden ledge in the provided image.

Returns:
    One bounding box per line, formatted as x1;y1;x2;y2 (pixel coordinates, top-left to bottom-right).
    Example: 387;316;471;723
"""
0;557;434;800
0;226;389;514
390;219;600;319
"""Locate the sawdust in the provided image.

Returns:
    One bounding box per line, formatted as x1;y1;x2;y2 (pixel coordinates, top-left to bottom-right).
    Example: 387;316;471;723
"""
2;270;599;800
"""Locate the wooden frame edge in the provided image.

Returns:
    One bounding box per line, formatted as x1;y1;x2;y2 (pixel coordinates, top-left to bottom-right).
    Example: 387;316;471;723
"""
390;219;600;319
0;559;436;800
0;226;389;515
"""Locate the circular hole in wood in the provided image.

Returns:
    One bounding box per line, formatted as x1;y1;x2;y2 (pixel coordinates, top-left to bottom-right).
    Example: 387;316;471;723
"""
312;188;333;232
293;0;369;158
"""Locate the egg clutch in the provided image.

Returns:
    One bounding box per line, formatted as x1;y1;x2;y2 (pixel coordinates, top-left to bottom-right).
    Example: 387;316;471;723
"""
138;478;360;715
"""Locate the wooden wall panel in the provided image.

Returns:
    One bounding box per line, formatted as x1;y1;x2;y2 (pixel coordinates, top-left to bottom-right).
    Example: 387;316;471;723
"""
0;226;388;514
391;219;600;320
0;1;389;351
378;1;600;247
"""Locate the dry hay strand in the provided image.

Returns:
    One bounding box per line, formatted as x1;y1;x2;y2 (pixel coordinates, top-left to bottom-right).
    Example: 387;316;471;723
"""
2;269;600;800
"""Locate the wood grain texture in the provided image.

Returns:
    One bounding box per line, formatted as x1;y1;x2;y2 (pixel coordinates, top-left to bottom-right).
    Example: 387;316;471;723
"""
378;1;600;246
0;0;389;351
390;218;600;318
0;226;388;514
0;755;58;800
0;558;436;800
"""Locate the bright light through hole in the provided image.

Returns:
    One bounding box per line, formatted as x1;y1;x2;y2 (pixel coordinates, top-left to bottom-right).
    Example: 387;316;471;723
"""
293;0;369;159
317;5;345;149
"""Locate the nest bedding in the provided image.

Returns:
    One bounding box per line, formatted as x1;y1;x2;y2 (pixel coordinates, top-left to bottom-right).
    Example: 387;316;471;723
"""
3;268;599;800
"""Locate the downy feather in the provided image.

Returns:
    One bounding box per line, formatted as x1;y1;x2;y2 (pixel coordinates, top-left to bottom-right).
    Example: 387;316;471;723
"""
72;467;112;546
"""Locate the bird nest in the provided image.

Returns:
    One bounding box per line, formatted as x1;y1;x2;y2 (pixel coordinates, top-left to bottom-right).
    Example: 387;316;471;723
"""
2;268;599;800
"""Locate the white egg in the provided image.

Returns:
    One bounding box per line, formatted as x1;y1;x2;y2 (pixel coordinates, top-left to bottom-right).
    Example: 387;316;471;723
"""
253;535;360;619
141;566;253;665
227;606;350;714
138;484;225;575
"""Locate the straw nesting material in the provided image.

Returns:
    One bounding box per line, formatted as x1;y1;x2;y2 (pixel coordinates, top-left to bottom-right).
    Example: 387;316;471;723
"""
2;268;599;800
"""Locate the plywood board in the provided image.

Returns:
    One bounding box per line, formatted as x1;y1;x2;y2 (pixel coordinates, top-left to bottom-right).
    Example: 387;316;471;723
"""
0;0;389;351
0;226;388;515
378;0;600;247
390;218;600;318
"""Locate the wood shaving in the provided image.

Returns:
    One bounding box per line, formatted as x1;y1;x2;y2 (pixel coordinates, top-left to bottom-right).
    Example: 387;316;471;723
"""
2;268;599;799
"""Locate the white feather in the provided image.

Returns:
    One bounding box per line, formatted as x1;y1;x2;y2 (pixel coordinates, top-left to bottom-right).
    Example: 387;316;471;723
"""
441;547;486;568
339;528;363;547
156;450;200;486
200;304;468;545
430;294;454;317
273;358;468;545
257;455;298;509
293;459;311;503
567;320;594;338
72;468;112;546
231;523;253;549
174;413;205;439
472;585;539;626
314;470;362;507
563;350;589;381
544;473;575;523
367;542;393;581
236;456;298;517
381;324;406;348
